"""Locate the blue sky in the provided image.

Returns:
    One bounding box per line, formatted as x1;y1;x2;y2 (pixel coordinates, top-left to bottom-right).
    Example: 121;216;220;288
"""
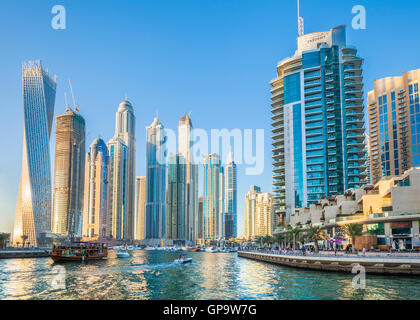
0;0;419;235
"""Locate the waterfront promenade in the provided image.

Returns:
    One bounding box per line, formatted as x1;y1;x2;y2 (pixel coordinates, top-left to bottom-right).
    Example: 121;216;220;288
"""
0;248;49;259
238;250;420;276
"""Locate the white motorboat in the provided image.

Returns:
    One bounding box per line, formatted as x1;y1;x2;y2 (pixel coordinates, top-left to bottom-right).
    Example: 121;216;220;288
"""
174;255;193;264
116;250;130;258
205;247;219;253
144;247;156;251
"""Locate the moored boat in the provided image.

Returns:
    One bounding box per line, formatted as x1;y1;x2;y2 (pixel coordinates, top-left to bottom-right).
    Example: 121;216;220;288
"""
48;242;108;262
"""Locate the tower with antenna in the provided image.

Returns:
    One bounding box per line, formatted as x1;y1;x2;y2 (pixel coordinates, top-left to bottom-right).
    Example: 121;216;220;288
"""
298;0;304;36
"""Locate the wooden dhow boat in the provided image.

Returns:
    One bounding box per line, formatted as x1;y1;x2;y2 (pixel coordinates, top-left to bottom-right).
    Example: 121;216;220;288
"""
48;242;108;262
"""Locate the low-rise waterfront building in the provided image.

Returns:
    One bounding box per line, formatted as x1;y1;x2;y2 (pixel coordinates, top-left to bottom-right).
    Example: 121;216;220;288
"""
280;167;420;250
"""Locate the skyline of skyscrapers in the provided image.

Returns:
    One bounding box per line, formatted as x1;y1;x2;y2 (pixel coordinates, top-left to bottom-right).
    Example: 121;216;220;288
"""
270;25;367;226
52;109;85;237
12;61;57;247
368;69;420;184
7;53;419;244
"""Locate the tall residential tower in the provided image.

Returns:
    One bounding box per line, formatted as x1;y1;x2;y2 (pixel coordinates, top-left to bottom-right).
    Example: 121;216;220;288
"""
178;114;198;243
52;110;85;237
224;152;237;239
145;118;167;241
13;61;56;247
82;138;110;240
270;25;367;224
114;100;136;240
368;69;420;184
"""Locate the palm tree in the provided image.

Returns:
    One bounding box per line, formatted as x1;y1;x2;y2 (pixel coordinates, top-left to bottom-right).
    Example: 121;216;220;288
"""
341;223;363;253
306;225;325;253
21;235;28;248
287;225;302;249
0;233;10;249
273;233;284;248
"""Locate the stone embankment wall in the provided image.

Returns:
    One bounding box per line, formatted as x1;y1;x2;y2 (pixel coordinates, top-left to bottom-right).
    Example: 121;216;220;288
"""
238;251;420;276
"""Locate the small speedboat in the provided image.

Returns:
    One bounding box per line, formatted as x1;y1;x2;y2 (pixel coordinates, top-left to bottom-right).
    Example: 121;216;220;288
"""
116;249;130;258
174;255;193;264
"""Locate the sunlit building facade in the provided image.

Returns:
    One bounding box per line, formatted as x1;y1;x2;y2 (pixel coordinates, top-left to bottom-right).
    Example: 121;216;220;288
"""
224;152;237;239
178;114;198;242
202;154;224;242
244;185;261;240
13;61;56;247
135;176;146;240
52;110;85;237
368;69;420;184
114;100;136;240
145;118;167;240
107;137;128;240
270;25;367;225
82;138;110;240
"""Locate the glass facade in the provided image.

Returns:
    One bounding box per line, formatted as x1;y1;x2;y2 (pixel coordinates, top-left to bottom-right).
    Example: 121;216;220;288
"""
13;61;57;247
145;118;167;240
271;26;367;222
368;70;420;183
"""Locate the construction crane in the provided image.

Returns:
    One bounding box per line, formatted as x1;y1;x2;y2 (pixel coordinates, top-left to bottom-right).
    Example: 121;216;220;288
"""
69;79;79;112
64;91;72;113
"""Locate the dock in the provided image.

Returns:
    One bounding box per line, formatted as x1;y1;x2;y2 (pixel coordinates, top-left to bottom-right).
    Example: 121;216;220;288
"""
0;249;49;259
238;251;420;276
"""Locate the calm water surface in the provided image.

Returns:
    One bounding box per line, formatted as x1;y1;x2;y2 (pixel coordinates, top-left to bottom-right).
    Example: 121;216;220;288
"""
1;251;419;300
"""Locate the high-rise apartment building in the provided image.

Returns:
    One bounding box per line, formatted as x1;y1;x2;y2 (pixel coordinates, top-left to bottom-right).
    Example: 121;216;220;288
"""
13;61;56;247
202;154;224;242
244;186;274;239
82;138;110;240
178;114;198;242
244;186;261;240
270;25;367;224
368;69;420;184
224;152;237;239
166;153;187;242
135;176;146;240
52;110;85;237
107;137;127;240
145;118;167;240
197;197;204;242
114;100;136;240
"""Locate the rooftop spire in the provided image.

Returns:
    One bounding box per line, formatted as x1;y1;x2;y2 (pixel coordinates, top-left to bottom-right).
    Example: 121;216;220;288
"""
298;0;304;36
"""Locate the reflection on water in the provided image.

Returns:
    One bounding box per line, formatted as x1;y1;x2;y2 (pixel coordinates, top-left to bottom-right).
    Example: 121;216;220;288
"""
0;251;419;300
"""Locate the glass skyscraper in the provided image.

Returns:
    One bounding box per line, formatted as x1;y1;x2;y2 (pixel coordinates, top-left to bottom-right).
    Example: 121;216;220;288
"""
107;137;128;240
202;154;224;242
178;114;198;243
145;118;167;240
13;61;56;247
224;152;237;239
114;100;136;240
166;153;187;242
270;25;367;223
